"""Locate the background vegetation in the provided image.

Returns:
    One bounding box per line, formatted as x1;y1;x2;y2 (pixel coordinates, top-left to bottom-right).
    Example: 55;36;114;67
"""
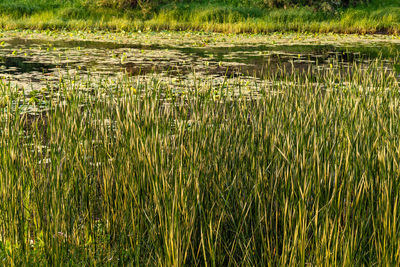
0;0;399;33
93;0;371;9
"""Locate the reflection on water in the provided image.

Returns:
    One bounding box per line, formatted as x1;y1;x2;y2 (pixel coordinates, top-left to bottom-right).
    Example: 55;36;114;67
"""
0;56;55;74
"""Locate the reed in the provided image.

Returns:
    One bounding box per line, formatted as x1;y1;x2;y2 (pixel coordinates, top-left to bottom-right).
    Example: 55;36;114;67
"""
0;58;400;265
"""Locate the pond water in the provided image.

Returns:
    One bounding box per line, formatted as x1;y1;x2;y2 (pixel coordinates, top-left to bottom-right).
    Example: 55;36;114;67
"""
0;31;399;92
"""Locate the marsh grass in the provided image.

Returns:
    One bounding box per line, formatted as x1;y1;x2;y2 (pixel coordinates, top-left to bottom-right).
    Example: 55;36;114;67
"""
0;0;399;33
0;59;400;265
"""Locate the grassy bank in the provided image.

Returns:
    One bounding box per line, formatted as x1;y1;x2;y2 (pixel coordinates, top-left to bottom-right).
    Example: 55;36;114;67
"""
1;58;400;265
0;0;399;34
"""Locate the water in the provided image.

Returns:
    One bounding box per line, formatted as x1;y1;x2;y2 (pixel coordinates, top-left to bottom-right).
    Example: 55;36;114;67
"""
0;31;399;92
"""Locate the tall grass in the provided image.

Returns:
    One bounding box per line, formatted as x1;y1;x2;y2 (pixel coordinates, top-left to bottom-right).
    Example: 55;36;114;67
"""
0;59;400;265
0;0;399;33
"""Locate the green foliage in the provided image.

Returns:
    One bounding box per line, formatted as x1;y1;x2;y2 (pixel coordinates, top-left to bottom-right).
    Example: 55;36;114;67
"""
0;1;399;37
94;0;138;8
85;0;370;14
263;0;370;8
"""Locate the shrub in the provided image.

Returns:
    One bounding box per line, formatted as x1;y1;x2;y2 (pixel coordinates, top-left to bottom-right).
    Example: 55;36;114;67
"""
95;0;137;8
262;0;370;8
